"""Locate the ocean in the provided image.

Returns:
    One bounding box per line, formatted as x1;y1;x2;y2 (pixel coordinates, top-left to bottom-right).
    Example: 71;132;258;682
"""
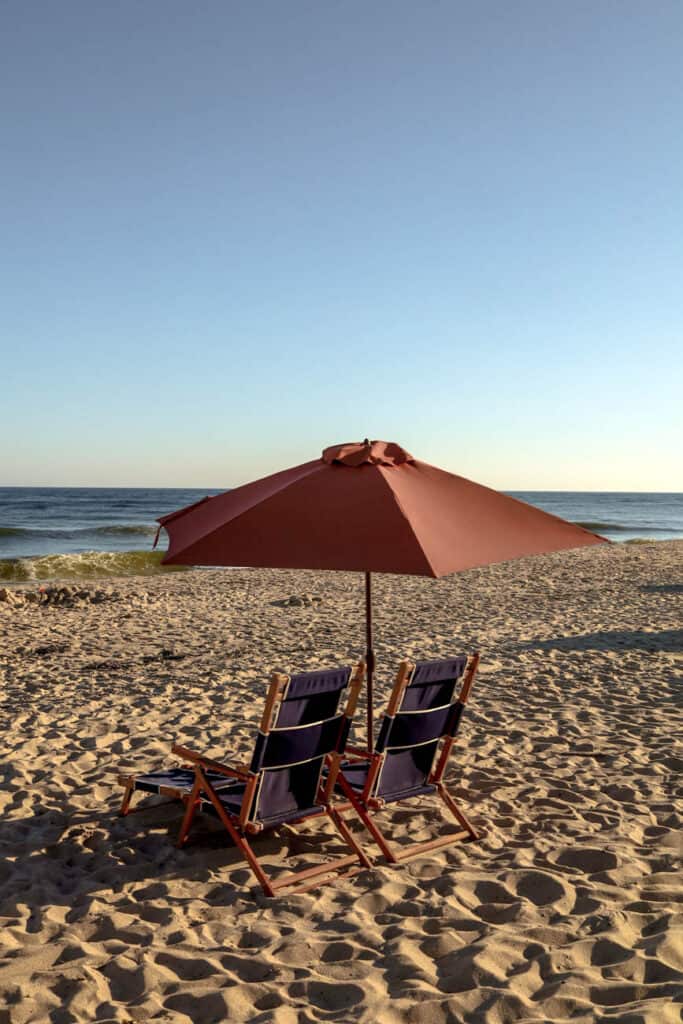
1;487;681;582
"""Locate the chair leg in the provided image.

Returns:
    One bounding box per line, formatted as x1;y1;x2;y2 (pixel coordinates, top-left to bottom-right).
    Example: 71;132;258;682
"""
220;815;278;897
176;778;202;848
206;809;367;898
438;783;479;840
119;779;135;816
225;809;371;899
379;786;477;863
194;772;276;896
188;770;371;898
337;775;479;864
352;804;397;863
228;825;277;898
336;776;398;863
329;807;373;869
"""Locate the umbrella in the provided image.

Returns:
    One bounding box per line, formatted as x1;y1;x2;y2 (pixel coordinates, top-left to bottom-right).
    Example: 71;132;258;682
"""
155;439;607;749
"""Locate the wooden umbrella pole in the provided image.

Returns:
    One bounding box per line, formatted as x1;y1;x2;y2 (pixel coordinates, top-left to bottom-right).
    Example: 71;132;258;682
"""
365;570;374;752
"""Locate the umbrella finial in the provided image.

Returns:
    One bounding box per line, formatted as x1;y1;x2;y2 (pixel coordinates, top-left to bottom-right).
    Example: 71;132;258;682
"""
322;440;415;467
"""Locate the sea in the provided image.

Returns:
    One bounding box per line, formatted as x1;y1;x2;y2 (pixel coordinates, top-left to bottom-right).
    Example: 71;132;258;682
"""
0;487;682;582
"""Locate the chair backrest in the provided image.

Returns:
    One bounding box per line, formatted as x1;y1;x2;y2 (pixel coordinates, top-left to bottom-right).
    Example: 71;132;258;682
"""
371;656;473;801
273;667;350;727
246;665;362;824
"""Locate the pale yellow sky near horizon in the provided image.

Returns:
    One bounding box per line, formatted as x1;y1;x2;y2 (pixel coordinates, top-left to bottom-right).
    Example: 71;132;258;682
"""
2;432;681;492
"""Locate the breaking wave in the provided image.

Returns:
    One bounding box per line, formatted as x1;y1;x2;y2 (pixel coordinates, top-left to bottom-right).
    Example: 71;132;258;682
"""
0;550;188;582
575;521;672;534
0;524;156;539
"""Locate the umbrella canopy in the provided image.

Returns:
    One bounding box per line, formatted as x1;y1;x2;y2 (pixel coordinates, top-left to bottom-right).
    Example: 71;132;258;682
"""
157;440;608;745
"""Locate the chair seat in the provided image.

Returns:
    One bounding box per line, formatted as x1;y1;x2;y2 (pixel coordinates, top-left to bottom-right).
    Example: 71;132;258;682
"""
337;760;437;804
200;783;324;829
132;767;235;796
200;781;247;817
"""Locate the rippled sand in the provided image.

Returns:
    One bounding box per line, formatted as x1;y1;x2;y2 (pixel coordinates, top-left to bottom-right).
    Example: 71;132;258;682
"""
0;541;681;1023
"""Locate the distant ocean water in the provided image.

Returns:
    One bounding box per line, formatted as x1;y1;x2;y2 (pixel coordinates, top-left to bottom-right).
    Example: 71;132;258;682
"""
0;487;681;581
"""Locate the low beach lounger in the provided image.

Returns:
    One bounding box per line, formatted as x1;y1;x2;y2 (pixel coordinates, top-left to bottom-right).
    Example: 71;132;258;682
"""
120;664;371;896
175;663;371;896
117;661;355;816
336;654;480;863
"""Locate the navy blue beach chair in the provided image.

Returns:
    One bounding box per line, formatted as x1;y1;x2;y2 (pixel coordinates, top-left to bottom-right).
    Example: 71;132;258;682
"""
119;663;370;896
336;654;480;863
118;662;355;814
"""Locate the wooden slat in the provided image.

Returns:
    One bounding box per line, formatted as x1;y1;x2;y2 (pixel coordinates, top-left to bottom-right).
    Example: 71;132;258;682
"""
260;672;289;732
269;854;358;889
431;653;481;783
431;734;455;785
283;866;362;896
238;773;260;827
385;659;415;716
345;661;366;718
361;752;384;801
323;752;342;802
392;830;470;861
459;652;480;704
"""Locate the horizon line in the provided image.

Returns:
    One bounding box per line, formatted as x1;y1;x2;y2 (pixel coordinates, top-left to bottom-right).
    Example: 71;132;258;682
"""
1;484;682;495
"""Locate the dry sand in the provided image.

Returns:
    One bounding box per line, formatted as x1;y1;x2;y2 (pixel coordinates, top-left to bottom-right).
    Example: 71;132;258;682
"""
0;541;681;1023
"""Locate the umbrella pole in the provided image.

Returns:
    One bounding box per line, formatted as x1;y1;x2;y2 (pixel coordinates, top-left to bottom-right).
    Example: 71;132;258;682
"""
365;570;374;752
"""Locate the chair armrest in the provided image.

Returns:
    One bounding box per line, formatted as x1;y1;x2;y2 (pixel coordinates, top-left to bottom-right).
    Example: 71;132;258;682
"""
172;744;253;780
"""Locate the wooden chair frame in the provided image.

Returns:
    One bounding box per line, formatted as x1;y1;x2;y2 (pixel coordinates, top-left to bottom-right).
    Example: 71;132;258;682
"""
117;666;348;817
336;654;480;864
171;662;372;897
118;758;250;818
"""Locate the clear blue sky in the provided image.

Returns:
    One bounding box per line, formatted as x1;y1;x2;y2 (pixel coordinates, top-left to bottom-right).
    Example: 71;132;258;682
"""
2;2;681;490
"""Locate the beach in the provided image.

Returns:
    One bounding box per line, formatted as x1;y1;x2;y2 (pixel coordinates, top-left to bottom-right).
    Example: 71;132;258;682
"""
0;540;681;1023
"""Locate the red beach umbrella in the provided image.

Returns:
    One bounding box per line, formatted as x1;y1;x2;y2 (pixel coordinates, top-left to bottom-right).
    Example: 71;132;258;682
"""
156;440;607;749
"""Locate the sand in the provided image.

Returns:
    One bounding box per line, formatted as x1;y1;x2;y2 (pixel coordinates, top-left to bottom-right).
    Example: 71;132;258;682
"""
0;540;681;1023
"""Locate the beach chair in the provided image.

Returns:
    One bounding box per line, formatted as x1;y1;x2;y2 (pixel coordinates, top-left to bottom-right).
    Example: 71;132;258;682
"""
120;664;371;896
335;654;480;863
118;662;358;816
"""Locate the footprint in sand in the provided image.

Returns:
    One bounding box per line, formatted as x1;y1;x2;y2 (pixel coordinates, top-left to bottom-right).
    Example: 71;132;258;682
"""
504;869;575;912
554;847;619;874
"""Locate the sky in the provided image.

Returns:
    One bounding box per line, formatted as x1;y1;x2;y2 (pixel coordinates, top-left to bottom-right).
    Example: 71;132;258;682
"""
1;2;681;491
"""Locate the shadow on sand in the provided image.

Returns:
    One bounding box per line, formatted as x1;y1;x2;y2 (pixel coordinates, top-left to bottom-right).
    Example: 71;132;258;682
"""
0;800;294;924
640;584;683;594
514;629;683;655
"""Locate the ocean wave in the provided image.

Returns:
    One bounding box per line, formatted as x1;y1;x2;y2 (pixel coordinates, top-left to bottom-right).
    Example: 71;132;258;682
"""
0;550;187;582
90;525;157;536
0;524;156;539
575;521;673;533
575;521;632;532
